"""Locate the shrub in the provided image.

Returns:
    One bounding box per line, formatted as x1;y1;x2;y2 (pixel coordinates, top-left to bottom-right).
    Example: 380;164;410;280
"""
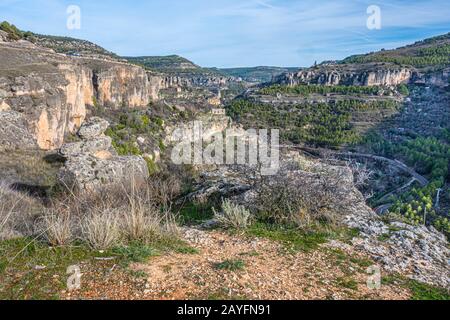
397;84;410;96
81;209;121;250
213;259;245;271
0;21;23;40
254;166;349;228
213;199;251;230
1;176;181;248
121;201;161;243
120;180;179;243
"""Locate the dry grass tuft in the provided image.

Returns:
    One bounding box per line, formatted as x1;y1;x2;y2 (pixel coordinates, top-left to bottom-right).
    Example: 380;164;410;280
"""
1;176;181;249
0;182;43;240
40;209;74;246
81;209;121;250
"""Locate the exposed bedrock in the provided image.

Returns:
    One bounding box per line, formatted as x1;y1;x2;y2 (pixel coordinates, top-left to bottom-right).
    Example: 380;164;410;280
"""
0;39;162;151
58;117;149;192
275;63;413;87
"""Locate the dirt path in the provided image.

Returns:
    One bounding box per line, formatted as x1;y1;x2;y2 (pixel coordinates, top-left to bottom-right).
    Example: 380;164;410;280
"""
61;228;411;300
131;228;409;300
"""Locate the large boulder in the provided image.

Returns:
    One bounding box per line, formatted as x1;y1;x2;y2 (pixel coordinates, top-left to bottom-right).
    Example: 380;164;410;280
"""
58;154;148;191
57;117;148;191
0;30;8;42
77;117;110;140
59;136;115;158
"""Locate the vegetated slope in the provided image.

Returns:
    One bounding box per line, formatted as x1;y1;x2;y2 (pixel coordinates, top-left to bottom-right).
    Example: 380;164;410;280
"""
226;32;450;237
227;97;400;148
217;66;300;83
360;85;450;236
30;34;119;58
125;55;224;77
0;21;24;41
125;55;199;71
1;20;120;59
342;32;450;70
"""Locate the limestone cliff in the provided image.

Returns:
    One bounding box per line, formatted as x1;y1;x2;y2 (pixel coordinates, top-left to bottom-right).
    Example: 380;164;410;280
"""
0;39;161;151
413;67;450;87
161;74;233;89
275;63;413;87
82;59;154;108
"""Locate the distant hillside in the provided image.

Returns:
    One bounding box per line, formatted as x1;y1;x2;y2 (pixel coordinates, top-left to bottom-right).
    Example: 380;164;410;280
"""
124;55;227;77
28;33;118;58
217;66;300;83
342;32;450;70
125;55;198;71
1;20;119;59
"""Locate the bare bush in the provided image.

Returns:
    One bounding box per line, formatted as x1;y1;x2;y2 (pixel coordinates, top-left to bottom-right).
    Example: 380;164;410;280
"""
144;174;182;209
254;166;352;228
214;199;251;229
346;160;374;187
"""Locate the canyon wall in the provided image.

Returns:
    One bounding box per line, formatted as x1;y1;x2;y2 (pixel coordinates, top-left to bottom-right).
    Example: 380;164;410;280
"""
412;68;450;87
0;39;161;151
160;74;233;89
275;63;413;87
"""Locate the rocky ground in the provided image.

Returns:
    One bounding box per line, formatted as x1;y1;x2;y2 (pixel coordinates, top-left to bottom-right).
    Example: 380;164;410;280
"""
61;227;410;300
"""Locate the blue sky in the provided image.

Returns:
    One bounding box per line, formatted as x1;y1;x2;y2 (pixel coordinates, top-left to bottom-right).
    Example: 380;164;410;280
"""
1;0;450;67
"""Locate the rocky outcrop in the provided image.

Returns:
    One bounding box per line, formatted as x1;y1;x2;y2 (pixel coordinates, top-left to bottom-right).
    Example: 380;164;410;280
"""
0;40;93;150
84;60;153;108
0;111;37;151
164;114;232;144
412;68;450;87
58;117;149;191
0;39;162;151
161;74;233;89
345;208;449;288
275;63;413;87
0;30;8;42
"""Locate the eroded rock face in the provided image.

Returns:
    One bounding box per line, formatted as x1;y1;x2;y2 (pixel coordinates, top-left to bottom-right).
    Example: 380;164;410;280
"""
0;39;162;151
275;63;413;87
77;117;110;139
164;114;232;144
89;62;151;108
161;74;233;89
0;41;91;150
58;117;148;192
413;68;450;87
0;30;8;42
0;111;37;151
345;211;449;288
